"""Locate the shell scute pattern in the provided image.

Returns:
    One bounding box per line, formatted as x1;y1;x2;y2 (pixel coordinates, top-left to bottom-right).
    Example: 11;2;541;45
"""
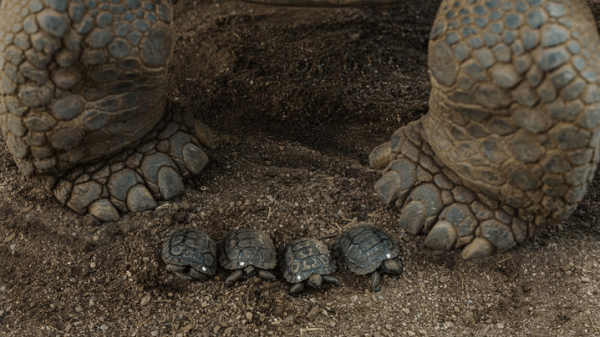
281;237;335;283
218;228;277;270
337;225;400;275
162;228;217;277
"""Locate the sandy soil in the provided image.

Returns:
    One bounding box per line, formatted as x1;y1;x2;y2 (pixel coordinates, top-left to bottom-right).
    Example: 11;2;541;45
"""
1;0;600;336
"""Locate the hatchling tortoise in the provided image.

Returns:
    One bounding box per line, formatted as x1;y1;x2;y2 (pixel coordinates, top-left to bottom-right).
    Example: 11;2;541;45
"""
162;228;217;280
335;224;402;292
280;237;340;295
218;228;278;286
2;0;600;260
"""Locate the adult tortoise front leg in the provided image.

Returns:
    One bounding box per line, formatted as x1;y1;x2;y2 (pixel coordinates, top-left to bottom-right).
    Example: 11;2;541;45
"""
371;0;600;259
0;0;212;221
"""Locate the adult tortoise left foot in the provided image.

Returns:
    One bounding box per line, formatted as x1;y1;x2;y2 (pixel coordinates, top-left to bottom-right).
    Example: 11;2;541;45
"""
371;0;600;258
0;0;213;220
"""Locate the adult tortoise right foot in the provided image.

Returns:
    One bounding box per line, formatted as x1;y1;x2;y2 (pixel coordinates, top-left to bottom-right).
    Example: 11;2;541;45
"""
370;0;600;258
0;0;213;220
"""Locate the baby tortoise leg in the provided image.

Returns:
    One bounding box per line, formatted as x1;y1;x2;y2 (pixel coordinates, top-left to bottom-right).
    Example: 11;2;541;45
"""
322;275;340;287
289;282;305;296
371;0;600;259
257;269;277;282
371;271;382;292
225;269;245;286
370;258;402;291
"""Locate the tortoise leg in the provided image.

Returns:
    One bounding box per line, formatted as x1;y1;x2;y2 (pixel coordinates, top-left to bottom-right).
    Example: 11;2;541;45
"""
289;282;305;296
370;0;600;259
0;0;213;222
174;273;193;280
225;269;244;287
166;264;193;280
371;271;381;293
257;269;277;282
322;275;340;287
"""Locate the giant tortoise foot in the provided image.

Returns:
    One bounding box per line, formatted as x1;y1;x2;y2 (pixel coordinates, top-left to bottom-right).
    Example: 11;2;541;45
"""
370;120;530;259
49;104;214;221
371;0;600;259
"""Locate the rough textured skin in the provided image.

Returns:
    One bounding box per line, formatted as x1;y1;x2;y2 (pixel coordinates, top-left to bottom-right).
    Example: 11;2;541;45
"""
335;224;400;275
370;0;600;258
218;228;277;270
0;0;210;221
280;237;336;284
161;228;217;279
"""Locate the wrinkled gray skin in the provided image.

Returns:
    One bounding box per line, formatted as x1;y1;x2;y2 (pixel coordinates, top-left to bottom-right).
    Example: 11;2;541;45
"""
1;0;600;259
0;0;212;222
369;0;600;259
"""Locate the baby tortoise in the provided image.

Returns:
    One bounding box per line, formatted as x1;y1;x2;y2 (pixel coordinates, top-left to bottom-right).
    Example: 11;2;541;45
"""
335;224;402;292
162;228;217;281
280;237;340;296
218;228;278;286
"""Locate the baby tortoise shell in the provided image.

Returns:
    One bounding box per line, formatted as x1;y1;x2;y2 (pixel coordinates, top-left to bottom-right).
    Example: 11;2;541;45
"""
280;237;340;295
335;224;402;292
218;228;278;286
162;228;217;281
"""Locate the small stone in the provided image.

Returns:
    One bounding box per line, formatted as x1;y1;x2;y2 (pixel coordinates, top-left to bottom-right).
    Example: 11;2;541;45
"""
581;277;590;283
246;312;253;320
306;305;320;319
141;295;151;306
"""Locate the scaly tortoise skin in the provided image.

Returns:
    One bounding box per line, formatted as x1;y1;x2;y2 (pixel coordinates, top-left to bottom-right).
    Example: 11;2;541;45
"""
280;237;340;295
162;228;218;280
335;224;402;292
218;228;278;286
0;0;212;221
369;0;600;259
2;0;600;259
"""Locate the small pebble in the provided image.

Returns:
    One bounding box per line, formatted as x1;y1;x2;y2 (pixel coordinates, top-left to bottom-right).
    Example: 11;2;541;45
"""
141;295;151;306
581;277;590;283
306;305;320;319
246;312;253;320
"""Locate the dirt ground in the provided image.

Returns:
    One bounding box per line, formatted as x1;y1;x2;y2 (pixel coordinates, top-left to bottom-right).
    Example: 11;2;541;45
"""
1;0;600;336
